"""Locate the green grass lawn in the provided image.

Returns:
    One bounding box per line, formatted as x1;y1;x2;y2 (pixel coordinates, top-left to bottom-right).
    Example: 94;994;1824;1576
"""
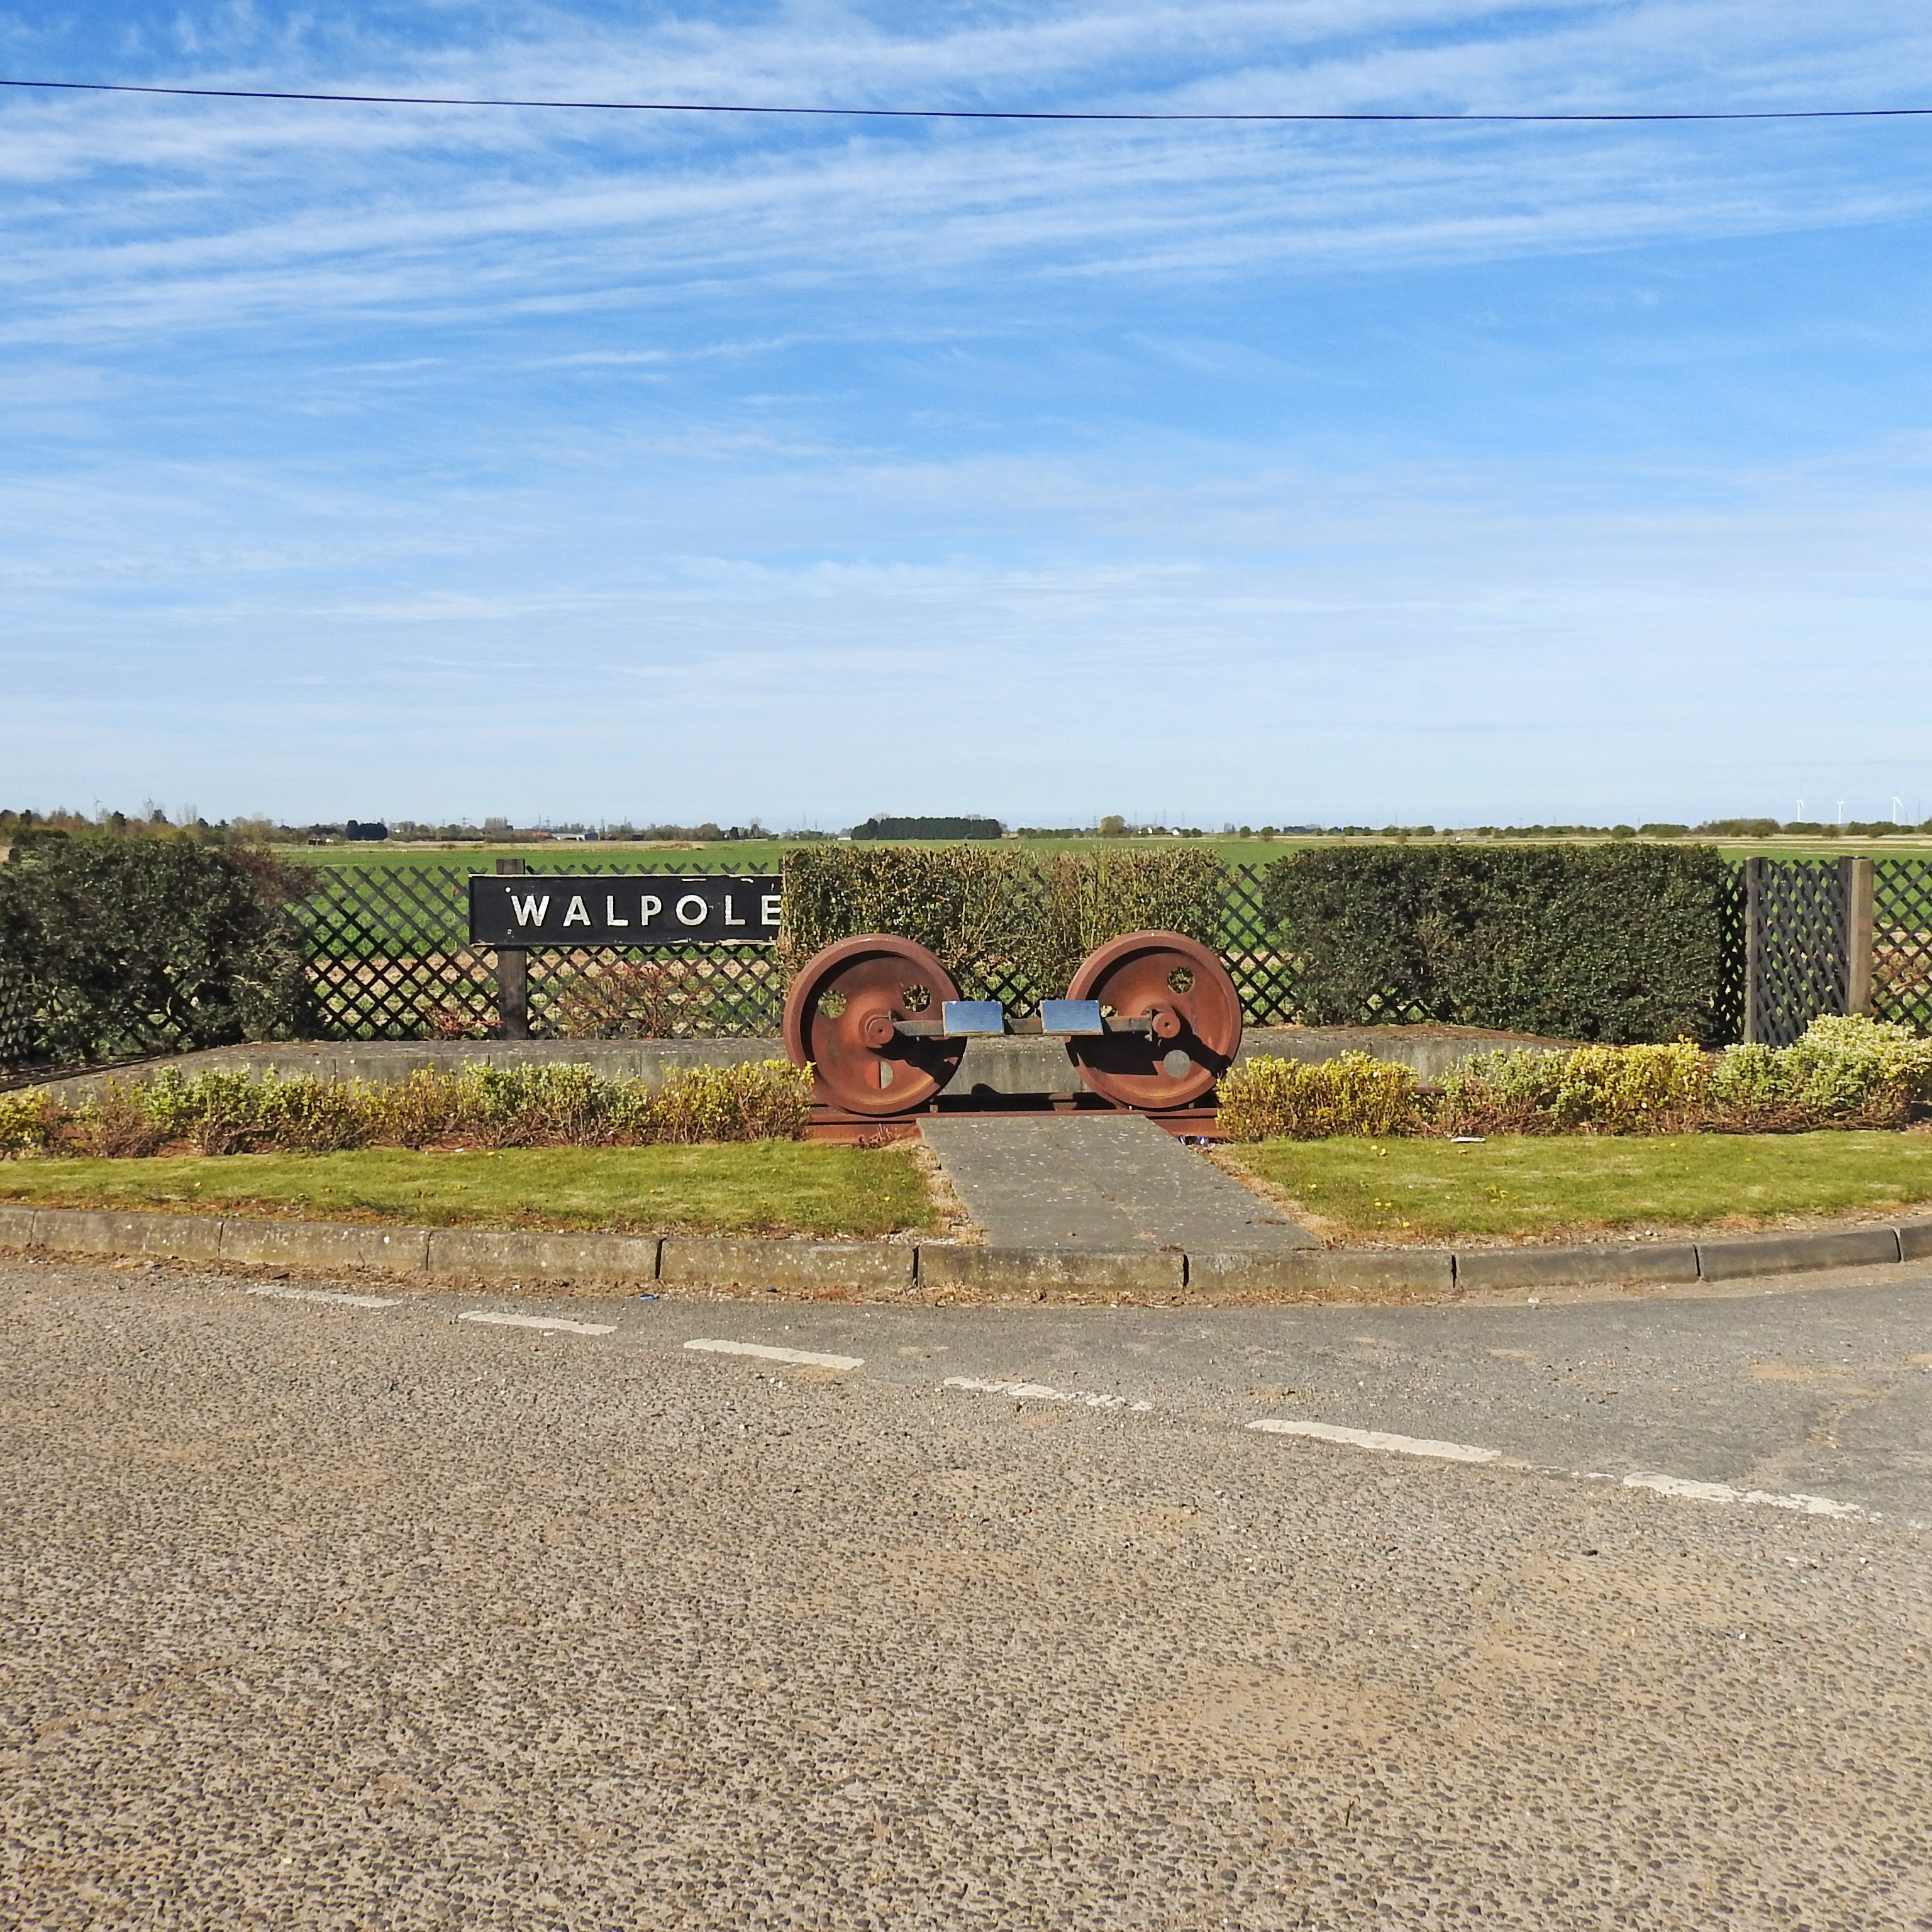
0;1143;935;1238
1221;1133;1932;1242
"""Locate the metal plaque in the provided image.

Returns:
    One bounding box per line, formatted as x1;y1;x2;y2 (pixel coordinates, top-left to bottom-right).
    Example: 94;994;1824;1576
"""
940;1000;1007;1036
1039;999;1106;1035
469;874;781;948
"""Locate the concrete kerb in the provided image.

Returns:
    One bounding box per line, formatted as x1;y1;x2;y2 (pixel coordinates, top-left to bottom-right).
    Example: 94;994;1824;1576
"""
36;1207;225;1265
1450;1241;1701;1295
919;1246;1184;1296
222;1219;430;1274
429;1229;662;1285
1;1203;1930;1300
658;1238;913;1293
1691;1225;1902;1281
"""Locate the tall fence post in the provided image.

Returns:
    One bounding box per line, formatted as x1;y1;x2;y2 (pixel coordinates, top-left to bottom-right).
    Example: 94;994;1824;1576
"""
1847;855;1875;1016
1741;855;1764;1045
495;857;530;1040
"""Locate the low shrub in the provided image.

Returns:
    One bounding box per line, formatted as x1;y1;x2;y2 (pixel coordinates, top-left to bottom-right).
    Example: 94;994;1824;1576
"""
264;1075;379;1153
0;1088;68;1154
85;1082;172;1157
645;1062;814;1143
1216;1052;1419;1141
1220;1016;1932;1140
447;1063;625;1148
1438;1039;1711;1135
19;1058;816;1159
1782;1013;1932;1117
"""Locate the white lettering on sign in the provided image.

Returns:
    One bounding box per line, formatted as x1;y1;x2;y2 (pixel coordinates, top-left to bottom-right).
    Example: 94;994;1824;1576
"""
564;896;591;926
606;896;630;928
641;895;662;924
723;894;746;928
675;894;707;927
761;894;782;928
509;894;551;927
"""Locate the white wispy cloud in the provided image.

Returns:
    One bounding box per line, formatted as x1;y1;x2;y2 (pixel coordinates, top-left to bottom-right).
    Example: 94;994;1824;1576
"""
1;2;1928;347
6;2;1932;821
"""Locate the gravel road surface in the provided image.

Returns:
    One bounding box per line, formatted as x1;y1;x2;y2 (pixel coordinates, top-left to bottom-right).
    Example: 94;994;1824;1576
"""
3;1254;1929;1929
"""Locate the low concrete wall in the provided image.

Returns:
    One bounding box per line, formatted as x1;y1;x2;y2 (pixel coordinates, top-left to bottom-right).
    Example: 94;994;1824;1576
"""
28;1023;1574;1104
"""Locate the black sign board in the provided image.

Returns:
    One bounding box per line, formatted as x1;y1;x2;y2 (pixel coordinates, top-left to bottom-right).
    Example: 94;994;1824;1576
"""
469;874;781;949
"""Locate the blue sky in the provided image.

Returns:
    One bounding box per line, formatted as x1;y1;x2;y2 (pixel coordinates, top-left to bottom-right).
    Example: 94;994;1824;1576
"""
4;3;1932;830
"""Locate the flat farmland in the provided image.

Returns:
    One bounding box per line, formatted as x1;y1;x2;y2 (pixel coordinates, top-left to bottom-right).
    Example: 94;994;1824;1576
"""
279;832;1932;875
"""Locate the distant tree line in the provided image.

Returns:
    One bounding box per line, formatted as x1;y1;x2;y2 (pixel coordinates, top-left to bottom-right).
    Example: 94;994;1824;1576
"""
850;816;1006;841
6;805;1926;855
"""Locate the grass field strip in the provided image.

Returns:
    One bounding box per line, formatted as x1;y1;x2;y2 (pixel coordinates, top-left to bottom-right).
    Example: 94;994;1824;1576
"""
683;1338;863;1372
246;1285;401;1310
1248;1417;1876;1519
460;1311;618;1336
945;1375;1153;1411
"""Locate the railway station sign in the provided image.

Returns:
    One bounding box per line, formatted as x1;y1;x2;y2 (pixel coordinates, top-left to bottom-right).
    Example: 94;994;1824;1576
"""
469;874;781;948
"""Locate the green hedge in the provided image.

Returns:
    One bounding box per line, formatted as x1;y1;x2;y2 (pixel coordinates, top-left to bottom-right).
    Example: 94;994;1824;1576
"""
1260;844;1738;1044
779;843;1227;1004
0;838;310;1066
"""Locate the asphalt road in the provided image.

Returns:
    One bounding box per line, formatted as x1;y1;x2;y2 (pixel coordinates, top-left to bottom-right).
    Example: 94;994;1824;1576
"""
3;1253;1929;1929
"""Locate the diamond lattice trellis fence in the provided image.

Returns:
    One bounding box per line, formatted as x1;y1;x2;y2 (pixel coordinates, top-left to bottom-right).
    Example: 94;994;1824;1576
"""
293;858;789;1041
291;858;1307;1040
1743;857;1850;1048
272;852;1932;1049
0;961;38;1070
1872;857;1932;1035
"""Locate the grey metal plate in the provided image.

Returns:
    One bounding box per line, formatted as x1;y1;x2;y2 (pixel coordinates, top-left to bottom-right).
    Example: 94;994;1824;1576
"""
1040;998;1105;1035
941;1000;1007;1036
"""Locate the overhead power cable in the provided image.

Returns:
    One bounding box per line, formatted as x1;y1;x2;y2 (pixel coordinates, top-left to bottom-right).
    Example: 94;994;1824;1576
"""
1;75;1930;123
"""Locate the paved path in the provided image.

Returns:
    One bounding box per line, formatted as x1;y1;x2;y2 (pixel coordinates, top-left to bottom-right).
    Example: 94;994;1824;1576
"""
3;1252;1929;1928
920;1112;1319;1252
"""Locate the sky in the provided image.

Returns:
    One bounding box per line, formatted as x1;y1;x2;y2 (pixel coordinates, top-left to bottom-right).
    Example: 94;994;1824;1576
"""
4;3;1932;831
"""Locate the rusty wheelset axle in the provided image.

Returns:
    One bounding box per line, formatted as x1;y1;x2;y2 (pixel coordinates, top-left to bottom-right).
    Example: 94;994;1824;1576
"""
781;930;1243;1123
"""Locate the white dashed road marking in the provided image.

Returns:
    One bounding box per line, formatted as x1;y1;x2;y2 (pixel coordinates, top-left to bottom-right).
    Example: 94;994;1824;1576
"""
684;1338;863;1372
1619;1472;1867;1519
248;1286;401;1310
460;1311;617;1336
947;1376;1152;1411
1248;1419;1504;1463
1250;1418;1875;1519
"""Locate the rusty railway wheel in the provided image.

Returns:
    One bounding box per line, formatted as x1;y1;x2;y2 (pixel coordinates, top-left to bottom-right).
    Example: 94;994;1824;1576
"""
781;935;967;1117
1063;930;1242;1110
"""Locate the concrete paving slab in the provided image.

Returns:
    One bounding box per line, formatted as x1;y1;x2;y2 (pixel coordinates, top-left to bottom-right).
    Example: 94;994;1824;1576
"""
920;1112;1319;1253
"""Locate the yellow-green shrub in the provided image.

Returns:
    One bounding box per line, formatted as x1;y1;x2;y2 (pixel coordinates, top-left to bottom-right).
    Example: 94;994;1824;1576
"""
9;1057;813;1158
1547;1040;1709;1131
1441;1016;1932;1133
645;1061;813;1143
1778;1013;1932;1118
0;1088;66;1153
1216;1052;1420;1141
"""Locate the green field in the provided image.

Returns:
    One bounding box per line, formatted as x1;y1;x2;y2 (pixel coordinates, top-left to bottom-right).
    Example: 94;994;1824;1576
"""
279;831;1932;875
1221;1132;1932;1242
0;1143;936;1238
